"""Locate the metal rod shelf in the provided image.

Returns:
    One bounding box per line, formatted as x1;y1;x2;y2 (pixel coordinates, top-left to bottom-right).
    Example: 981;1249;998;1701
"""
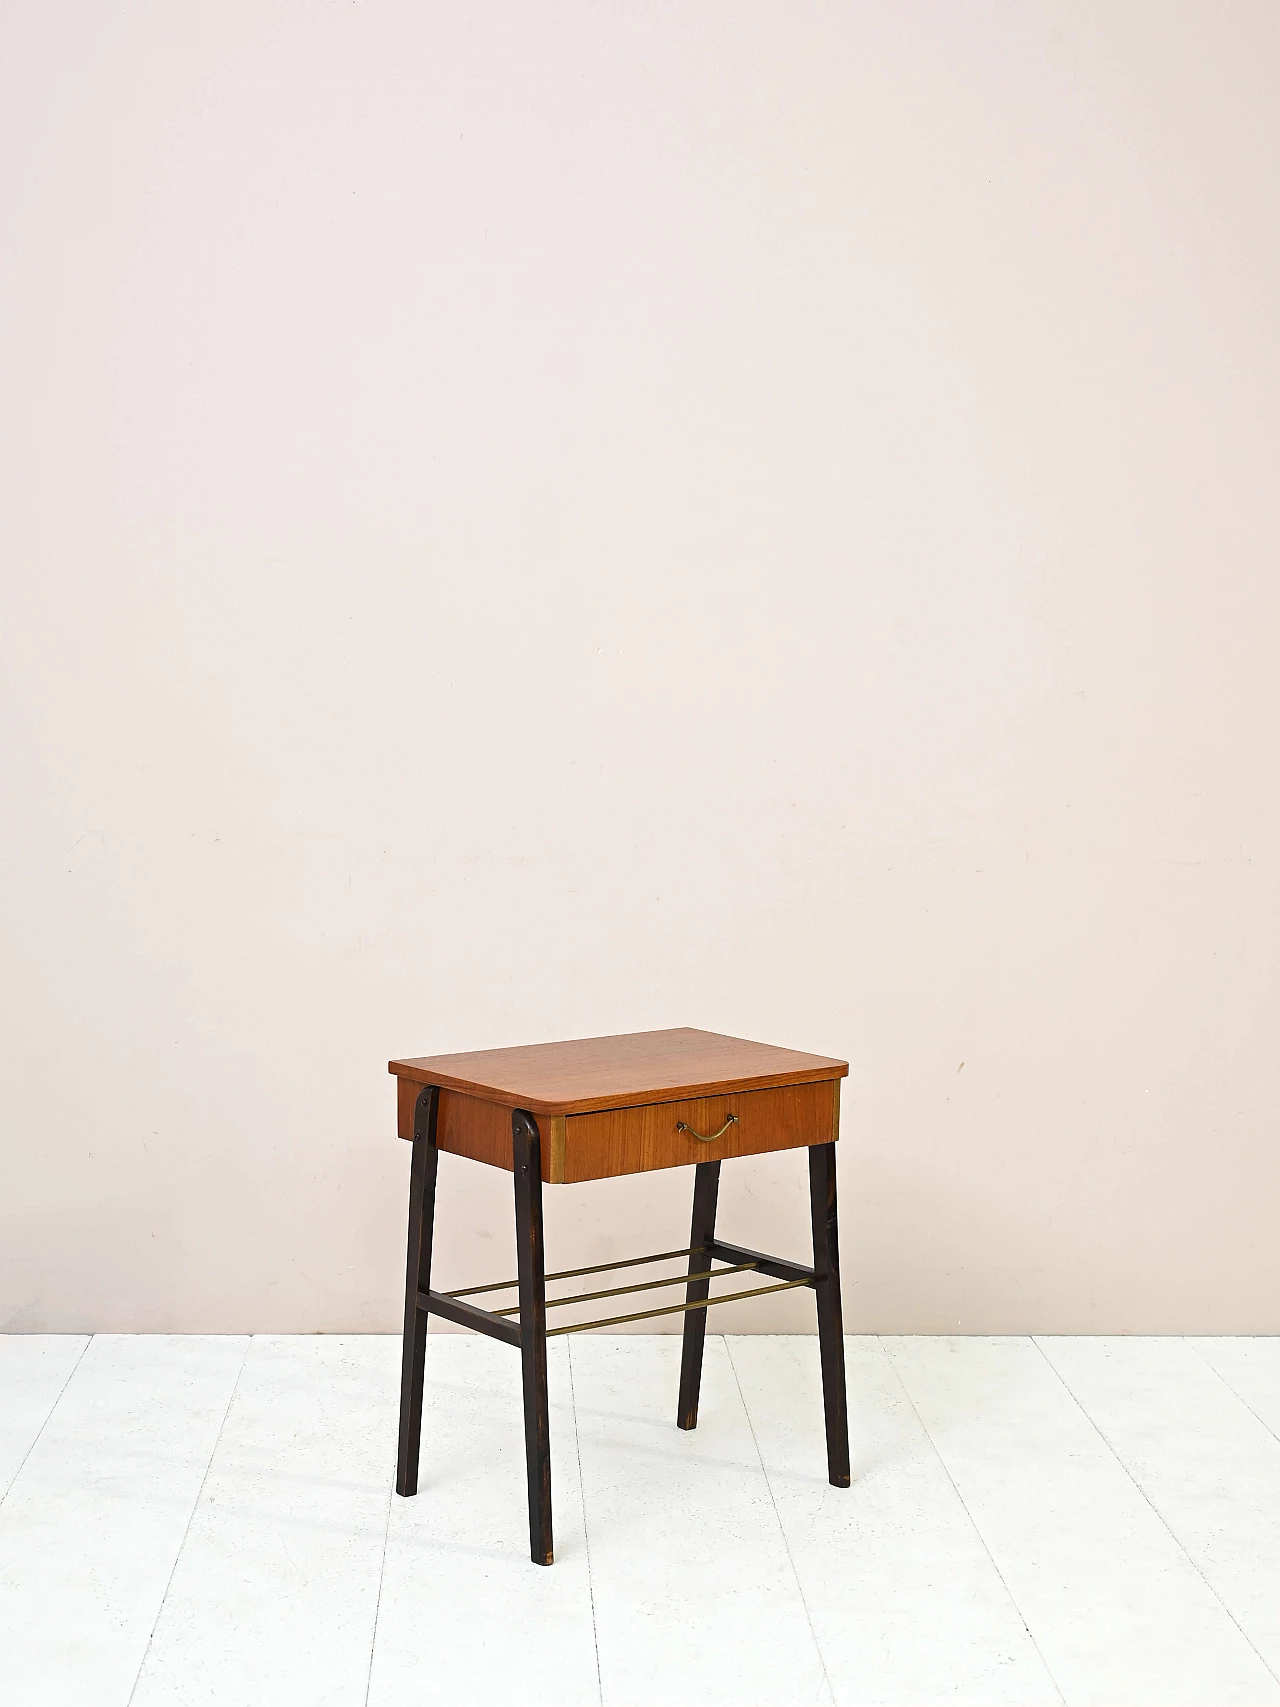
445;1245;695;1301
427;1239;817;1347
489;1259;760;1318
545;1276;813;1337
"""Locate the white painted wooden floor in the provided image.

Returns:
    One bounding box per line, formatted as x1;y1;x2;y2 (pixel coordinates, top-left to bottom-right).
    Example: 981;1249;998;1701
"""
3;1336;1280;1706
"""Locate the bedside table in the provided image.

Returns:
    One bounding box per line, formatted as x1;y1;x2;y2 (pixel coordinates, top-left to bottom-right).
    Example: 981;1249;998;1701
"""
389;1026;850;1565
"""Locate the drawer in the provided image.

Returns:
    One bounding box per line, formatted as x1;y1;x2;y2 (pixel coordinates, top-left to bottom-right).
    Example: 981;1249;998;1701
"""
556;1077;839;1184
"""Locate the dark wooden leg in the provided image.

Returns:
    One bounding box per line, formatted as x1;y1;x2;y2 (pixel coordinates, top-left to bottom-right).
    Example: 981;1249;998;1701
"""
396;1085;440;1497
677;1160;721;1429
513;1109;554;1565
809;1141;850;1487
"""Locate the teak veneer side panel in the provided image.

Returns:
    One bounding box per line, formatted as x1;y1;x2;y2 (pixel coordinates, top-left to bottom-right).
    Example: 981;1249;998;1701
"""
396;1079;567;1180
389;1026;848;1116
560;1079;838;1184
397;1073;428;1141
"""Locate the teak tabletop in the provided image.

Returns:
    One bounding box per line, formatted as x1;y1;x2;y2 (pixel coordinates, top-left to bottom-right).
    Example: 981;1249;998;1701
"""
388;1025;849;1115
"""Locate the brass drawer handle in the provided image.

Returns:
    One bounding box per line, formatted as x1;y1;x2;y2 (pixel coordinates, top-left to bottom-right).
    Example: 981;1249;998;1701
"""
676;1114;739;1144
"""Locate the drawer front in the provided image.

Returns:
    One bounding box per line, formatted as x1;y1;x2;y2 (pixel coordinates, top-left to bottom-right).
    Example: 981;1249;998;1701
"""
559;1078;839;1184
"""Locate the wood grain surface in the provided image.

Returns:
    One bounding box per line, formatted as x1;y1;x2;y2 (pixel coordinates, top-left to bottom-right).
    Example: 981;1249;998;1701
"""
559;1079;839;1183
395;1078;566;1177
389;1027;847;1116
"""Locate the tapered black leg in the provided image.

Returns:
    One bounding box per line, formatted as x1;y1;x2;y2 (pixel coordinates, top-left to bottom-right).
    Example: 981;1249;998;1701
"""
677;1160;721;1429
396;1085;440;1497
513;1109;553;1565
809;1141;850;1487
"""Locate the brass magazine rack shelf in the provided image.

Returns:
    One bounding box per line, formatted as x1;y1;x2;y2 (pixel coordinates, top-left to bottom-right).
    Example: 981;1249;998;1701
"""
429;1241;817;1339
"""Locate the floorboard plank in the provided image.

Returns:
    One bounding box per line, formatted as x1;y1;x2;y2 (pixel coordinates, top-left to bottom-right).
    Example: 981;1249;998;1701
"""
728;1336;1061;1706
568;1334;830;1707
0;1334;246;1707
885;1335;1280;1707
0;1335;89;1501
1038;1336;1280;1685
131;1336;397;1707
367;1335;598;1707
1192;1337;1280;1444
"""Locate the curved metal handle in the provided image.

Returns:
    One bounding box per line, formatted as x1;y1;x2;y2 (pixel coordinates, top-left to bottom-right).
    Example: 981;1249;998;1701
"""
676;1113;738;1144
